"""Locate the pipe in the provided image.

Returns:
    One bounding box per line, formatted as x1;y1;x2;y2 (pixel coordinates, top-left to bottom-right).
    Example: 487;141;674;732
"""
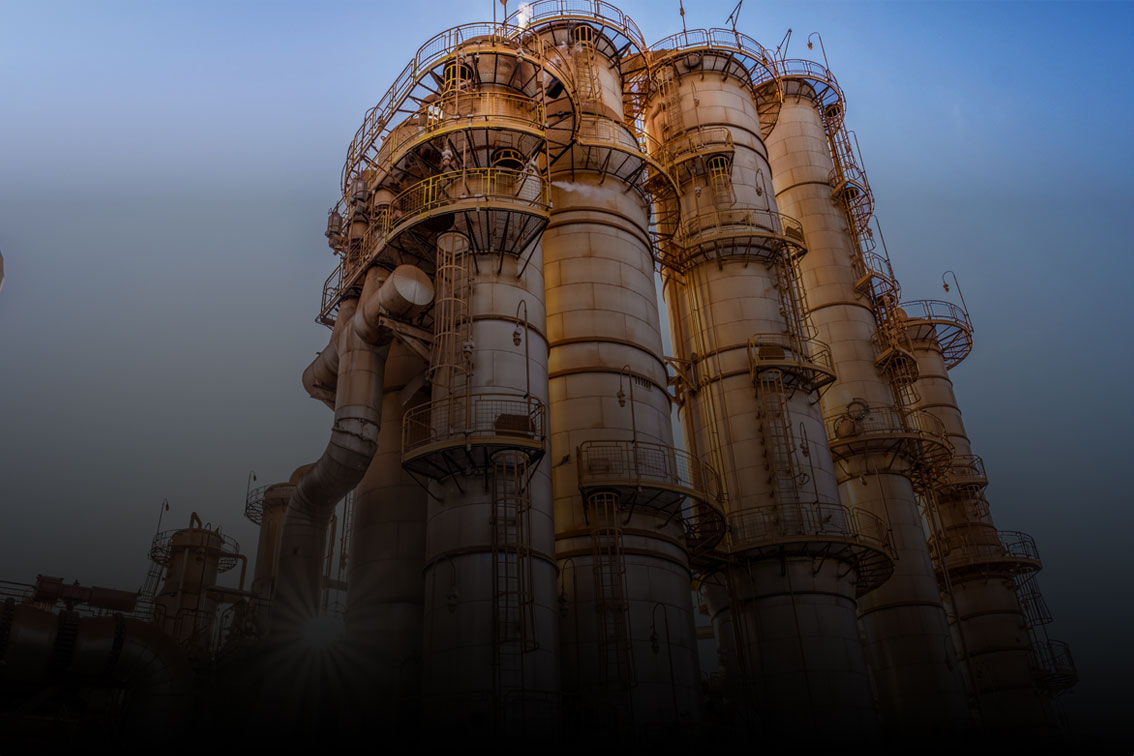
232;553;248;592
0;603;192;736
303;266;432;407
302;312;351;410
353;265;434;345
270;288;390;639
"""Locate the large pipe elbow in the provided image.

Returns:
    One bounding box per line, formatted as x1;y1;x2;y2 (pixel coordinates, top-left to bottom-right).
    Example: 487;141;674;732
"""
353;264;434;344
0;603;192;736
301;352;337;409
301;298;354;409
272;293;390;636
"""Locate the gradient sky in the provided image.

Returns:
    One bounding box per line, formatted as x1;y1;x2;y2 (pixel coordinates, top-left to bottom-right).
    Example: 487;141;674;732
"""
2;0;1131;740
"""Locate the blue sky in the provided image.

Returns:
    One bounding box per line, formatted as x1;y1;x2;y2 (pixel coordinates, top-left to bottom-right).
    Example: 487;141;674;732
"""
1;0;1131;740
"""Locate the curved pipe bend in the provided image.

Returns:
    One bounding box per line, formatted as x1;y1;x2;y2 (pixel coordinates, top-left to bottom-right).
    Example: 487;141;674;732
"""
276;264;431;637
0;603;192;734
271;292;390;638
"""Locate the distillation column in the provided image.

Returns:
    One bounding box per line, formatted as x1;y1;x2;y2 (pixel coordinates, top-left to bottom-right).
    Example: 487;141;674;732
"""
645;32;890;740
763;67;970;733
903;303;1072;731
411;229;558;734
326;29;570;735
517;5;704;730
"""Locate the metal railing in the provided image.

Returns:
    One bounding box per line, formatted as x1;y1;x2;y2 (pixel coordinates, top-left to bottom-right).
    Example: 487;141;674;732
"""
679;206;805;247
577;113;647;152
1033;639;1077;688
649;28;776;80
828;404;946;443
770;58;843;99
343;21;563;190
932;527;1042;572
0;580;152;621
332;167;548;289
945;454;988;485
149;529;241;573
506;0;647;54
319;262;345;324
748;333;835;378
660;125;733;169
402;393;546;456
390;167;548;223
577;439;722;503
999;530;1041;563
376;91;545;171
244;483;272;525
728;501;891;554
900;299;972;332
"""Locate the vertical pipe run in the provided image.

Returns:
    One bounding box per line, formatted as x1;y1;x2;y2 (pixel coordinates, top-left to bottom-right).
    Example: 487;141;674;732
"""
342;341;429;726
271;292;390;641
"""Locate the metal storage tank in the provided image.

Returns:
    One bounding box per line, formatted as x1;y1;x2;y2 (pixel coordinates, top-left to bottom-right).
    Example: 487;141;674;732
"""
149;513;241;650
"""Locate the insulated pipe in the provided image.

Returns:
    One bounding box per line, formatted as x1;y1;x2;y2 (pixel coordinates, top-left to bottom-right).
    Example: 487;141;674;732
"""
342;342;429;726
0;604;192;736
302;312;349;409
353;264;434;345
270;291;389;638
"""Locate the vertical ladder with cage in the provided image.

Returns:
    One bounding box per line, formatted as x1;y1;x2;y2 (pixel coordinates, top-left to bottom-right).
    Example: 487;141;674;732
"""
657;64;685;139
771;251;817;355
572;25;602;108
588;491;634;700
492;451;536;713
755;370;800;507
430;235;473;398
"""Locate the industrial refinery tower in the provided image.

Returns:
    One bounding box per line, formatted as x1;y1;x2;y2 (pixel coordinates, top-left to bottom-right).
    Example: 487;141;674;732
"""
0;1;1076;746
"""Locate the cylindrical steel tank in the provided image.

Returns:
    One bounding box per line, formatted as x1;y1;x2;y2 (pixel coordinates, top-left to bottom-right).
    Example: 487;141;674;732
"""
905;311;1059;732
247;482;295;600
151;516;238;650
763;77;970;734
416;231;559;734
644;34;885;740
524;8;704;730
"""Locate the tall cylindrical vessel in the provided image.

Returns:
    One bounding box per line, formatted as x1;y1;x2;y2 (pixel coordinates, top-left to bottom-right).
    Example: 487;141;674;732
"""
414;232;559;734
520;6;705;730
763;73;970;733
904;307;1060;732
645;33;887;739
